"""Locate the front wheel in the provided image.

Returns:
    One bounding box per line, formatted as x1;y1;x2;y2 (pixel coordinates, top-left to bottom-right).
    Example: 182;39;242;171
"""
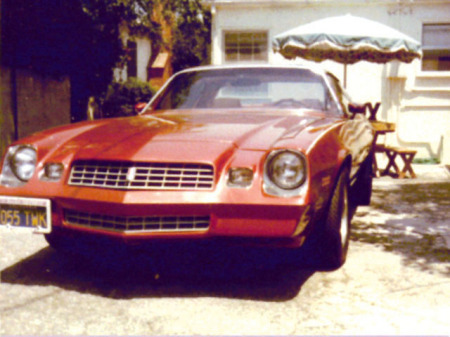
44;231;68;252
44;228;89;255
350;152;373;207
318;167;350;270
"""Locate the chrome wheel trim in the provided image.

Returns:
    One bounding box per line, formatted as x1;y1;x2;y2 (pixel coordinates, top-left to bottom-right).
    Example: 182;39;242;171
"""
340;182;349;247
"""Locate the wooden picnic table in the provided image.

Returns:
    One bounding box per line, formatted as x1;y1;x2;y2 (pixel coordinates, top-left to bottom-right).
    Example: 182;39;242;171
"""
370;121;417;179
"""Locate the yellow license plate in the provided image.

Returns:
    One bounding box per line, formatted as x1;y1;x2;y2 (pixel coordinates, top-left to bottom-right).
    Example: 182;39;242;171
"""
0;196;51;233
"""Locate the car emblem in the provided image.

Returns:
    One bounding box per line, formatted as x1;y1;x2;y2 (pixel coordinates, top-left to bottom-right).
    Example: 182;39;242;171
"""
126;167;137;182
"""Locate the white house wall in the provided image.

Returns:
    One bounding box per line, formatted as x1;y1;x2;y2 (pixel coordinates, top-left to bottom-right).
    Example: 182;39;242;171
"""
135;37;152;82
115;24;152;83
210;0;450;163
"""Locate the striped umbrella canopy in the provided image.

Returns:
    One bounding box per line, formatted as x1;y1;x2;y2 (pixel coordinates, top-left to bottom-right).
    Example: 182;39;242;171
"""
273;14;421;86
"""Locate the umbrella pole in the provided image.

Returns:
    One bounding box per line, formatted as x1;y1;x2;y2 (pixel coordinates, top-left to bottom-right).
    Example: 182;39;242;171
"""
343;63;347;88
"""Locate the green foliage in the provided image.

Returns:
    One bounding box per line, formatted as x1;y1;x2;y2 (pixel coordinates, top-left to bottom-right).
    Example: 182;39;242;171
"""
102;77;156;118
78;0;163;82
81;0;162;57
1;0;162;122
1;0;210;121
413;158;441;164
171;0;211;72
1;0;88;77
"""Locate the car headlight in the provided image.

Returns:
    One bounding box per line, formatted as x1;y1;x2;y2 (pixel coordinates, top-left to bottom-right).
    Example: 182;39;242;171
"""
9;146;37;182
264;150;307;195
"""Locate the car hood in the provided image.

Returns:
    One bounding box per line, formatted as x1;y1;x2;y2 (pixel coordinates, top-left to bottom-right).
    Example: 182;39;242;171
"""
43;110;325;163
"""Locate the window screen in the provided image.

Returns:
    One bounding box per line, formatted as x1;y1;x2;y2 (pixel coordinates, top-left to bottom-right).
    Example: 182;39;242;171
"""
224;31;268;62
422;23;450;71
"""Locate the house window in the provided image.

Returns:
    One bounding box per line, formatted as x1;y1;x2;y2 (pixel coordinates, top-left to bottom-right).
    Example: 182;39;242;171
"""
422;23;450;71
224;31;268;62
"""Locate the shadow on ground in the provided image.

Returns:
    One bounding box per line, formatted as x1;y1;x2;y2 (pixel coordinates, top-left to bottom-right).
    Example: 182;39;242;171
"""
0;243;314;301
352;180;450;274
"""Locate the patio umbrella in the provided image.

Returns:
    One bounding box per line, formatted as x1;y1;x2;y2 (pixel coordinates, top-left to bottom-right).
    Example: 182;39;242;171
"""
273;14;421;87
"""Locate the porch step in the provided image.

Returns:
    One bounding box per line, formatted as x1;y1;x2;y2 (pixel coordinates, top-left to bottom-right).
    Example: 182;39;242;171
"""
402;87;450;109
414;72;450;88
410;87;450;93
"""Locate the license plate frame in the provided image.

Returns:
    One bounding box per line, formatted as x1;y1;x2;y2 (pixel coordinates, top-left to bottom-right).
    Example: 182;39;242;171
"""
0;196;51;233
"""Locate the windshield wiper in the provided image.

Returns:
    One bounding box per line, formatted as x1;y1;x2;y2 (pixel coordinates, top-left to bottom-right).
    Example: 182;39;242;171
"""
144;114;177;125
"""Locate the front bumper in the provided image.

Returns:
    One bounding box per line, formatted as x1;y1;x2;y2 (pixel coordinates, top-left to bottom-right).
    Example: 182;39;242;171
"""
1;181;317;247
51;197;313;246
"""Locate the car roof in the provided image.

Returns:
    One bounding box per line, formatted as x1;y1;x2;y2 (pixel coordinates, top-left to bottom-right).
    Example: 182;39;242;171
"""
146;63;346;116
175;63;328;77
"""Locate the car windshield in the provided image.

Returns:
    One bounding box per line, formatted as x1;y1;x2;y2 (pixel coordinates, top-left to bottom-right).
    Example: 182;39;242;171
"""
153;68;336;112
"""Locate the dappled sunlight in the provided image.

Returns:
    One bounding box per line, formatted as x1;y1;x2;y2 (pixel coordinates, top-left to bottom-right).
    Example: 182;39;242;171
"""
351;180;450;274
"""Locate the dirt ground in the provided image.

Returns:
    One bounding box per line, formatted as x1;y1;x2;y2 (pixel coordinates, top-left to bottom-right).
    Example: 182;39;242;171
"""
0;164;449;335
352;169;450;273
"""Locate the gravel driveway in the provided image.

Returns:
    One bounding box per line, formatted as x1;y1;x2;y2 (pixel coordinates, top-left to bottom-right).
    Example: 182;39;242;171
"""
1;164;449;335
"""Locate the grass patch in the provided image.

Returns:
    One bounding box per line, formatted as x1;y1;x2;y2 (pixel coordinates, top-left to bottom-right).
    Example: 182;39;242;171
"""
413;157;440;164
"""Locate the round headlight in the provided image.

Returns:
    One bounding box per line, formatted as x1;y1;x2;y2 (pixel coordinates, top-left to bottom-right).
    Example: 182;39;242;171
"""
10;146;37;181
266;150;306;190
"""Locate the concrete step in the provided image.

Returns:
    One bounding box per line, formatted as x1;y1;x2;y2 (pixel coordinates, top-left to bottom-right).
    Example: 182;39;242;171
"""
414;72;450;88
402;90;450;109
410;87;450;94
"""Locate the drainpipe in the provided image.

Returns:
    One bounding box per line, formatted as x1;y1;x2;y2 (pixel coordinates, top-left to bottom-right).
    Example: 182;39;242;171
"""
210;4;217;65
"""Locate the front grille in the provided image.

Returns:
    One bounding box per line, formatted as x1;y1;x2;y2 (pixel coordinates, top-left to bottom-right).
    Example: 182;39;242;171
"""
68;160;214;190
64;210;210;233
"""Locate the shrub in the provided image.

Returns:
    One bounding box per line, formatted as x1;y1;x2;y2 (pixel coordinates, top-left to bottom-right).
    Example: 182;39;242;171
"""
102;77;156;118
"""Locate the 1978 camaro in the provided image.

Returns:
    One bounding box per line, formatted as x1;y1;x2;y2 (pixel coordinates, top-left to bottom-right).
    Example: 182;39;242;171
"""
0;65;374;269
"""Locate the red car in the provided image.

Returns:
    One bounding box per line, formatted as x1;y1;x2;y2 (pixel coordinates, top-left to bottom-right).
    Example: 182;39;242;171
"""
0;65;374;269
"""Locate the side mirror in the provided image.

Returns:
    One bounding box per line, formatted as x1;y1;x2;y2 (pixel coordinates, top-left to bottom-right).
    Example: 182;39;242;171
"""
134;102;149;114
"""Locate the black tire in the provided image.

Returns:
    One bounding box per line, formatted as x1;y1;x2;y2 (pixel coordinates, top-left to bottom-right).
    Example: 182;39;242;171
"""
44;228;87;255
44;230;71;252
45;228;129;262
318;166;351;270
351;153;373;207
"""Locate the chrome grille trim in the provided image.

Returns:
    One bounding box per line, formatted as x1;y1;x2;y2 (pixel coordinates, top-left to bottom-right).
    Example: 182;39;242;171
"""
68;160;214;190
64;210;210;233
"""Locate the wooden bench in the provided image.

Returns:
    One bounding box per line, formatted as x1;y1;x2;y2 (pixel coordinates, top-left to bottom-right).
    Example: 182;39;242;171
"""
380;146;417;178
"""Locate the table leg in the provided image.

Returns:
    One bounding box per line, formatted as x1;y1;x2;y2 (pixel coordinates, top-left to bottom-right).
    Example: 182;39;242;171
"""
372;151;380;177
383;148;400;177
398;152;417;179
